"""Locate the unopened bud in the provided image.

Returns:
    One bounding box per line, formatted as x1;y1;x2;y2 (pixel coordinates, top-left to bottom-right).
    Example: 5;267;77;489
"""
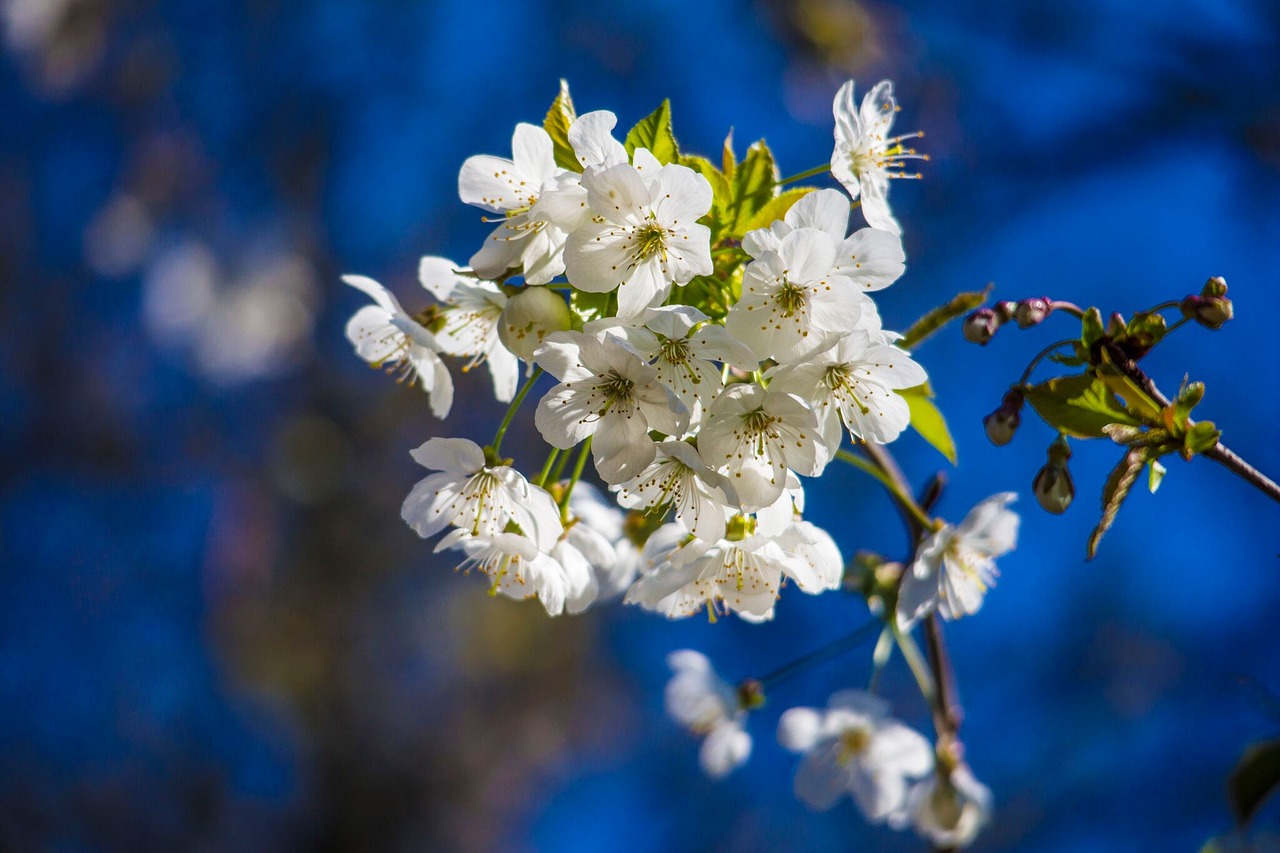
994;301;1018;323
962;308;1003;345
498;286;572;360
1033;437;1074;514
1180;292;1233;330
1014;297;1054;329
1201;275;1228;298
983;390;1024;446
737;679;766;710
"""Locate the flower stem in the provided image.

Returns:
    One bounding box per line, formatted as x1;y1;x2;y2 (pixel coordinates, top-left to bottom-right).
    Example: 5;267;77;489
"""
776;164;830;186
754;619;881;689
893;624;936;705
834;448;936;533
534;447;561;487
1016;339;1075;387
491;367;543;455
558;436;593;514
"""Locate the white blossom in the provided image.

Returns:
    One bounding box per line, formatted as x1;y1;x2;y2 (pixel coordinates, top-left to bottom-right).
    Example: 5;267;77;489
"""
459;123;571;284
697;384;826;511
726;226;871;364
830;80;926;236
742;188;905;292
897;493;1020;629
417;256;519;402
593;305;758;432
533;110;630;234
400;437;562;550
664;650;752;778
435;529;589;617
903;766;993;848
778;690;933;820
766;329;928;450
533;331;688;483
614;439;738;543
343;274;453;418
624;519;835;621
563;160;713;318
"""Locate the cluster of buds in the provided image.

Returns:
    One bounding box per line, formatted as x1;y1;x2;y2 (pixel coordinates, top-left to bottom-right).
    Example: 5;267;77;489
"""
962;297;1056;345
1032;434;1074;514
1180;276;1233;330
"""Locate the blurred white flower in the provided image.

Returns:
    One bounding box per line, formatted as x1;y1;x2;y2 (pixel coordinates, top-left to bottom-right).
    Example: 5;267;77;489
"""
897;493;1020;629
664;650;751;778
778;689;932;820
904;765;993;848
562;482;639;613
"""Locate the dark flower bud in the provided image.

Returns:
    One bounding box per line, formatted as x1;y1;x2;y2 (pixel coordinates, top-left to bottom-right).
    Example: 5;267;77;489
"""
962;308;1002;345
1014;297;1054;329
1033;436;1074;514
994;300;1018;323
736;679;766;711
1180;291;1233;330
983;389;1024;446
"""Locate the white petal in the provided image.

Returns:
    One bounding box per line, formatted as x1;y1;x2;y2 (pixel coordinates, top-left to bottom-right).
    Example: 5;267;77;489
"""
534;383;601;449
408;437;484;473
793;746;847;811
593;411;657;483
777;707;824;752
833;228;905;291
345;305;401;365
785;188;850;244
569;110;628;170
699;723;752;778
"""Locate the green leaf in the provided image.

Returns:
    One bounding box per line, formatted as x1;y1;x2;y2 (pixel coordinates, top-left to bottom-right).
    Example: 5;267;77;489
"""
543;79;579;172
1024;374;1144;439
722;128;736;177
1048;346;1089;367
624;100;679;164
1087;447;1145;559
1168;380;1205;433
1095;352;1164;421
899;285;993;350
1081;307;1106;348
1183;421;1221;458
1123;310;1167;354
728;140;778;236
898;384;957;465
1148;459;1166;493
1229;738;1280;827
679;154;732;239
570;289;611;325
742;187;815;234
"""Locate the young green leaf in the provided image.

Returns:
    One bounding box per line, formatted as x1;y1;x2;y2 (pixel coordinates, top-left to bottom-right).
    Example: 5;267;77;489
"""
1087;447;1144;559
1147;458;1167;493
1182;421;1221;459
624;100;679;164
1228;738;1280;827
728;140;778;235
722;128;736;178
1024;374;1144;439
898;383;957;465
899;285;993;350
543;79;580;172
1080;307;1106;349
678;154;732;239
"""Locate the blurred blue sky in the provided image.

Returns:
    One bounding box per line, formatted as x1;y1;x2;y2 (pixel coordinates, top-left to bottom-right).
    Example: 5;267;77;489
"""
2;0;1279;850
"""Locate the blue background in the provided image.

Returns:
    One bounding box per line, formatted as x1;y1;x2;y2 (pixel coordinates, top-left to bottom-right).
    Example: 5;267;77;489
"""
2;0;1279;849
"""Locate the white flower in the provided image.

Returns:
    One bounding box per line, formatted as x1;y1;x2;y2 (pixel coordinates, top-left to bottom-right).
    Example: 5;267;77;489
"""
562;482;639;613
726;227;871;364
766;329;928;450
742;188;906;292
896;493;1020;630
664;650;752;778
778;690;933;820
563;161;713;318
400;437;563;550
830;80;926;236
593;305;758;431
754;471;805;536
342;274;453;418
417;256;519;402
697;384;826;511
533;110;630;234
459;123;571;284
774;520;844;593
436;529;589;617
904;766;993;848
533;331;688;483
614;439;738;542
624;519;835;621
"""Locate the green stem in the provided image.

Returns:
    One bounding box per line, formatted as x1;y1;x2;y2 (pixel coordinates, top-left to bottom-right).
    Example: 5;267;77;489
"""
893;624;936;705
535;447;560;487
491;368;543;455
558;436;593;514
1016;339;1075;387
776;164;830;186
834;448;936;532
867;625;895;694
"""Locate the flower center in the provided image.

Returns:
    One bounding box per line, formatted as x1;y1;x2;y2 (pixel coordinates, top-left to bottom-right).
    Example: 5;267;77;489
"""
837;727;872;764
823;364;872;416
599;370;636;405
658;337;691;365
634;222;669;261
774;281;808;318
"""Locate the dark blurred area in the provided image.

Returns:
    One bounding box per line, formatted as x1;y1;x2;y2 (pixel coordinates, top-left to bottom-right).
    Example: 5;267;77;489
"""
2;1;1279;850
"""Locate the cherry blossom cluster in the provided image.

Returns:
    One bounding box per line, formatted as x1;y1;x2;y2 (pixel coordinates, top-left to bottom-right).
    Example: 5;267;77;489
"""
343;79;1021;848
